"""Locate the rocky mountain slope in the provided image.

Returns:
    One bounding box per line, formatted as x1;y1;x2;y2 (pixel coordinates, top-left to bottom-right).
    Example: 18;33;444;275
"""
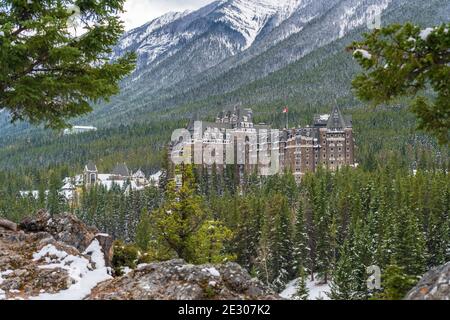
93;0;396;120
79;0;449;126
0;212;277;300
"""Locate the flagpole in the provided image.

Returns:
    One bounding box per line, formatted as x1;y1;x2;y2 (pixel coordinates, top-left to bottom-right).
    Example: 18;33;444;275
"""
285;108;289;129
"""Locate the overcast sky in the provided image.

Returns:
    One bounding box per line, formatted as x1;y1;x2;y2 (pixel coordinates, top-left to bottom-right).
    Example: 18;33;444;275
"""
121;0;214;30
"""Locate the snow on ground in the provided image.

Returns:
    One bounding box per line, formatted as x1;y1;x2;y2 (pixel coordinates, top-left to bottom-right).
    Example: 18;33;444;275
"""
30;240;112;300
281;276;331;300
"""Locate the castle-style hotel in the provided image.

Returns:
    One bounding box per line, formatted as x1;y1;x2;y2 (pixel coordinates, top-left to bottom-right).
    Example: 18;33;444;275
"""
171;105;356;181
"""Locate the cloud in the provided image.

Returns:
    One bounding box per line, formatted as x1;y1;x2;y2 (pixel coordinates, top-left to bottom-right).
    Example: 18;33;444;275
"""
121;0;215;30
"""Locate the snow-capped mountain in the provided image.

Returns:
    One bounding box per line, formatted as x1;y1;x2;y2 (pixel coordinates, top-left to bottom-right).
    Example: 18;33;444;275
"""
2;0;447;134
213;0;302;49
113;0;304;80
103;0;403;115
0;0;448;168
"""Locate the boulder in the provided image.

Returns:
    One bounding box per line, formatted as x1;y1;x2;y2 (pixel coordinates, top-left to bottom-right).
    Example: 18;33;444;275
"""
3;212;278;300
19;211;113;266
405;262;450;300
0;219;17;232
87;259;280;300
1;213;113;300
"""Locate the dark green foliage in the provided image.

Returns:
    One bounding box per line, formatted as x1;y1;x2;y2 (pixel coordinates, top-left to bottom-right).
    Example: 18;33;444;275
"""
0;157;448;299
329;240;355;300
293;265;309;300
112;240;139;274
350;23;450;144
374;265;418;300
0;0;136;128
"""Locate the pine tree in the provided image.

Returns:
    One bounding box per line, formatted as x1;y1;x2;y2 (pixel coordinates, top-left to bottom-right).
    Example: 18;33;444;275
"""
0;0;136;128
255;194;295;291
293;265;309;300
375;264;418;300
293;203;311;276
150;165;231;263
313;176;333;283
135;208;152;251
426;175;450;266
272;195;295;291
349;22;450;144
191;220;235;264
329;240;355;300
47;171;62;215
234;196;262;270
392;208;427;277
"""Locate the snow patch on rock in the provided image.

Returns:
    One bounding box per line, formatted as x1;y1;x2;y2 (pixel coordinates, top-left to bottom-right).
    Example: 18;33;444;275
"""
30;240;112;300
203;267;221;277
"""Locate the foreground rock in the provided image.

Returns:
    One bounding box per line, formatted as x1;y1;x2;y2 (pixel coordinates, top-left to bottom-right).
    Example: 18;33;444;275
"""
1;213;278;300
88;259;279;300
0;213;112;300
19;210;114;266
405;262;450;300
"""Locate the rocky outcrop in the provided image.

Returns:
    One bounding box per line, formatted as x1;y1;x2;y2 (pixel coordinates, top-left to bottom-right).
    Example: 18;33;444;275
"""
0;225;88;299
1;213;278;300
19;210;113;266
405;262;450;300
0;213;113;300
87;259;279;300
0;219;17;232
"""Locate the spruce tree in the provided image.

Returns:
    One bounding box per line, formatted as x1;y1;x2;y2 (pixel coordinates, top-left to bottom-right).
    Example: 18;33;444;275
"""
293;203;311;276
329;240;355;300
375;264;418;300
135;208;152;251
293;265;309;300
0;0;136;128
349;23;450;144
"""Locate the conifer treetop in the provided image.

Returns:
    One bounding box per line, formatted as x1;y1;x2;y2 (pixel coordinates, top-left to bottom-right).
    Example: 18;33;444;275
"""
0;0;136;129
